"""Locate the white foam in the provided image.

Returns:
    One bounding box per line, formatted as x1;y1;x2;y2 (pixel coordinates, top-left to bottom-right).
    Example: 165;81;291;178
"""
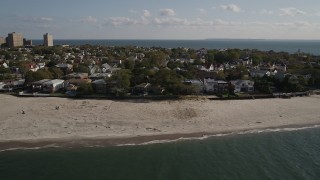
2;124;320;151
116;124;320;147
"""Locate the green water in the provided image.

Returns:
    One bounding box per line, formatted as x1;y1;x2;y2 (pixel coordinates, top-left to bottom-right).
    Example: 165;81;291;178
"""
1;128;320;180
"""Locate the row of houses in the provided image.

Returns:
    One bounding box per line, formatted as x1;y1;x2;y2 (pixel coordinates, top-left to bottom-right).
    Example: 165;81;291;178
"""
0;76;255;95
202;78;254;94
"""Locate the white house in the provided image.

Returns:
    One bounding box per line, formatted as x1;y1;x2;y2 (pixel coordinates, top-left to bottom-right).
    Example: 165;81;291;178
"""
42;79;65;93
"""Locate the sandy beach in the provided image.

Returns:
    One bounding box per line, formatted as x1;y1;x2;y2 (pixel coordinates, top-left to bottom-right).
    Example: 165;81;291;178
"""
0;94;319;149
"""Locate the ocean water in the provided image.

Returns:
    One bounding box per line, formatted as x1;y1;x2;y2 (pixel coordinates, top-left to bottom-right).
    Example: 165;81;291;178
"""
32;39;320;55
1;126;320;180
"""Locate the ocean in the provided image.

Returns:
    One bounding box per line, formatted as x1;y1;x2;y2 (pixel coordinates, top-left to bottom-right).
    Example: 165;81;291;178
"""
1;126;320;180
31;39;320;55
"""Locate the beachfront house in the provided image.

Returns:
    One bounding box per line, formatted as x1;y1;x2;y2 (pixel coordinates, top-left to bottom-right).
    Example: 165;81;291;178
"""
42;79;65;93
0;79;25;92
203;78;228;94
231;80;255;93
32;79;51;92
64;78;92;91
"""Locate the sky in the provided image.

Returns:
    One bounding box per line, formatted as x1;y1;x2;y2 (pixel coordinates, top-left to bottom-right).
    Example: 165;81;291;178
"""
1;0;320;40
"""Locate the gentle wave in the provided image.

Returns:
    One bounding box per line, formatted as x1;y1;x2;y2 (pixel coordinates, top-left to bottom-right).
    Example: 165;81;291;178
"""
0;144;61;153
1;124;319;152
117;124;320;147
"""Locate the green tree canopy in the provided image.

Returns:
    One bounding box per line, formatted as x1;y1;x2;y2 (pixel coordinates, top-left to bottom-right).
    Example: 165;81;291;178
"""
74;64;90;74
145;51;167;68
110;69;132;94
49;67;64;79
151;69;183;94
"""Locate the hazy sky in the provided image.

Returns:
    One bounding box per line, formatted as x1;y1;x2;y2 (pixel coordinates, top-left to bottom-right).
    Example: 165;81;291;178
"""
1;0;320;40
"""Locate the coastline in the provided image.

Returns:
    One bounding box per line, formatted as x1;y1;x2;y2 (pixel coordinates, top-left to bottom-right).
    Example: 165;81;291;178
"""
0;94;319;151
1;123;320;152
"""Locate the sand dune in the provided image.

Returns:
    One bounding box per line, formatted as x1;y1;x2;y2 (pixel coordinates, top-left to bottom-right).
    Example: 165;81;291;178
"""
0;94;319;143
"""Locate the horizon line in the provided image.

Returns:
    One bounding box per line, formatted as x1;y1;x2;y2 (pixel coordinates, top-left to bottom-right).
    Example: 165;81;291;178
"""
27;38;320;41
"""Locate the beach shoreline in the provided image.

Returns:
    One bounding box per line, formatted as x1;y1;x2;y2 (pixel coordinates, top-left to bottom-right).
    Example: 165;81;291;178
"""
0;94;319;150
1;123;320;151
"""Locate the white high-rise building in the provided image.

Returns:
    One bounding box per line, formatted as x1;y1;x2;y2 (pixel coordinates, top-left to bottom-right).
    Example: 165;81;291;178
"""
43;33;53;47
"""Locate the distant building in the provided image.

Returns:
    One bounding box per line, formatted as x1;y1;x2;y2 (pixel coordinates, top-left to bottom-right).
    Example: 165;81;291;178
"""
0;37;5;46
43;33;53;46
23;39;33;46
7;32;24;47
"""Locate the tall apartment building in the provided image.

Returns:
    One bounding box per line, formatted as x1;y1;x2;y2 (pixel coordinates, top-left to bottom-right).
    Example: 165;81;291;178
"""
0;37;5;46
43;33;53;47
7;32;24;48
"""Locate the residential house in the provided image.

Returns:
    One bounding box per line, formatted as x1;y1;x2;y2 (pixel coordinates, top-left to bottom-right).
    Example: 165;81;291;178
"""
28;64;39;72
32;79;51;92
55;63;73;75
239;57;252;66
101;63;111;72
109;60;122;67
275;63;287;72
65;73;88;80
194;65;208;71
259;63;275;71
89;73;112;81
89;65;101;74
0;79;25;91
37;62;46;69
0;61;8;68
42;79;65;93
231;80;255;93
250;70;271;78
64;78;92;91
203;78;228;94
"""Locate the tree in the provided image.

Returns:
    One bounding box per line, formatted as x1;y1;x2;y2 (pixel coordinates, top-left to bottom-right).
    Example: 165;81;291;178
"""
214;51;228;64
123;59;135;70
227;50;240;61
74;64;90;74
49;67;64;79
0;67;10;74
167;61;181;70
24;69;53;86
205;51;215;64
110;69;132;95
145;51;167;68
46;61;57;68
251;54;263;66
77;83;93;96
151;69;182;94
